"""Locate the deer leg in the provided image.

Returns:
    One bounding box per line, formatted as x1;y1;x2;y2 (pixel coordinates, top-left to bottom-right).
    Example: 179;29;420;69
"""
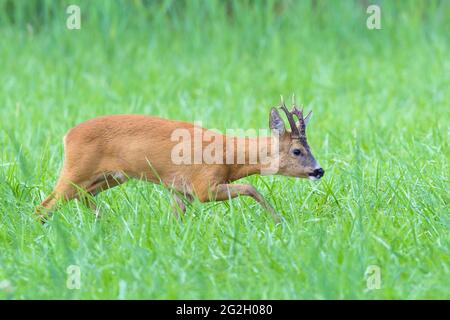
36;172;126;222
206;184;281;223
83;174;128;217
171;194;185;219
36;177;88;222
86;174;126;196
171;193;193;219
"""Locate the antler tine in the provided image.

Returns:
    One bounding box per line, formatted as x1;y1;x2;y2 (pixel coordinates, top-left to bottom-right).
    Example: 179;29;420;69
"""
290;94;302;117
304;110;312;121
280;95;286;108
291;105;304;120
291;102;307;138
279;95;300;138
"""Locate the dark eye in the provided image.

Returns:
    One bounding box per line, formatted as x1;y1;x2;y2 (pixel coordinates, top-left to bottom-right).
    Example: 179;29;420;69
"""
293;149;302;156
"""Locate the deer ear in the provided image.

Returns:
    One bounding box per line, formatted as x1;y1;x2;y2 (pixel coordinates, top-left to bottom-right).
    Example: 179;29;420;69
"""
269;107;285;135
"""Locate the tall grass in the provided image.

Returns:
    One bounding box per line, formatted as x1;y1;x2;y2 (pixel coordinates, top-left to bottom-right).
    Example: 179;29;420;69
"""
0;0;448;299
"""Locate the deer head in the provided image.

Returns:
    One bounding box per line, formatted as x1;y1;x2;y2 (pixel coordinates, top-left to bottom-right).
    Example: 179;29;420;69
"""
269;95;324;180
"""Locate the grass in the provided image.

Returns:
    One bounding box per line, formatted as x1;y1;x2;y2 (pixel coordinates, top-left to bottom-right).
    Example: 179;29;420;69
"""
0;0;449;299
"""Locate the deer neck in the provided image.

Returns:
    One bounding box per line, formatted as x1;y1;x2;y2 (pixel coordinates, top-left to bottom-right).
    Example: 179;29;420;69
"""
226;136;277;182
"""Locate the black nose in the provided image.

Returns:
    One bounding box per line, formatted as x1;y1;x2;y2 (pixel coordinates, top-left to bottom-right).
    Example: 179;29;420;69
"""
312;168;324;178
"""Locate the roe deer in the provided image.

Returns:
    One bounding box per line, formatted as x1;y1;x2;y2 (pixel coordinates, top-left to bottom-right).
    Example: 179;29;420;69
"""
36;95;324;223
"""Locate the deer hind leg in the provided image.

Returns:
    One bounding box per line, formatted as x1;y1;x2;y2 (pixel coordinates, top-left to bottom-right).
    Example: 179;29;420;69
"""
171;194;185;219
83;172;128;217
36;173;91;222
201;183;281;223
85;172;126;195
171;192;193;219
37;171;128;222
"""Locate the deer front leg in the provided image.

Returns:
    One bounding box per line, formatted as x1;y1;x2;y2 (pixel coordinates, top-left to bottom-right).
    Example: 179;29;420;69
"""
207;184;281;223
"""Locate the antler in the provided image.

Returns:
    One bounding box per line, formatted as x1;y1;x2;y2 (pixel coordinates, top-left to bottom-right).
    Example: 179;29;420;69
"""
279;94;311;140
279;95;300;138
291;94;313;140
290;94;306;138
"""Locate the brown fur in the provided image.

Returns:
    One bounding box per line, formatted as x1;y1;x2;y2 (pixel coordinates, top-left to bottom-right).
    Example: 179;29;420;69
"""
37;110;321;223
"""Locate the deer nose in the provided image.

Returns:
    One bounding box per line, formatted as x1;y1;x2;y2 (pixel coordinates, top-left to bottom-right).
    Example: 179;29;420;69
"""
311;168;324;178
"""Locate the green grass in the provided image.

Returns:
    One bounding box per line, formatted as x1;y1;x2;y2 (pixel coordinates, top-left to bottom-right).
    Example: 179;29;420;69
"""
0;0;449;299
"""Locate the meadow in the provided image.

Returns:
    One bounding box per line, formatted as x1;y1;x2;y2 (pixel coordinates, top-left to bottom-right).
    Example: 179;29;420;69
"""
0;0;448;299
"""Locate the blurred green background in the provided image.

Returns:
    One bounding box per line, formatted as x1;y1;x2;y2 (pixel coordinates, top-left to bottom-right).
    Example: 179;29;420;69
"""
0;0;448;299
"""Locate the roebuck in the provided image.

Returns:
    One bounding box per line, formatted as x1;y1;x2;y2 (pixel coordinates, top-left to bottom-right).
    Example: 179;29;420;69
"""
37;96;324;223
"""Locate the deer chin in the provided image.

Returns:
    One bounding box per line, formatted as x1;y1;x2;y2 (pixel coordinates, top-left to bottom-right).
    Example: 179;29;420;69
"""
308;175;320;181
292;173;311;179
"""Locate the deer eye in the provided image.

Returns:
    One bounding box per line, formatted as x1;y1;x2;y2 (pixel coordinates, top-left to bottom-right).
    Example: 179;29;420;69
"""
292;149;302;156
